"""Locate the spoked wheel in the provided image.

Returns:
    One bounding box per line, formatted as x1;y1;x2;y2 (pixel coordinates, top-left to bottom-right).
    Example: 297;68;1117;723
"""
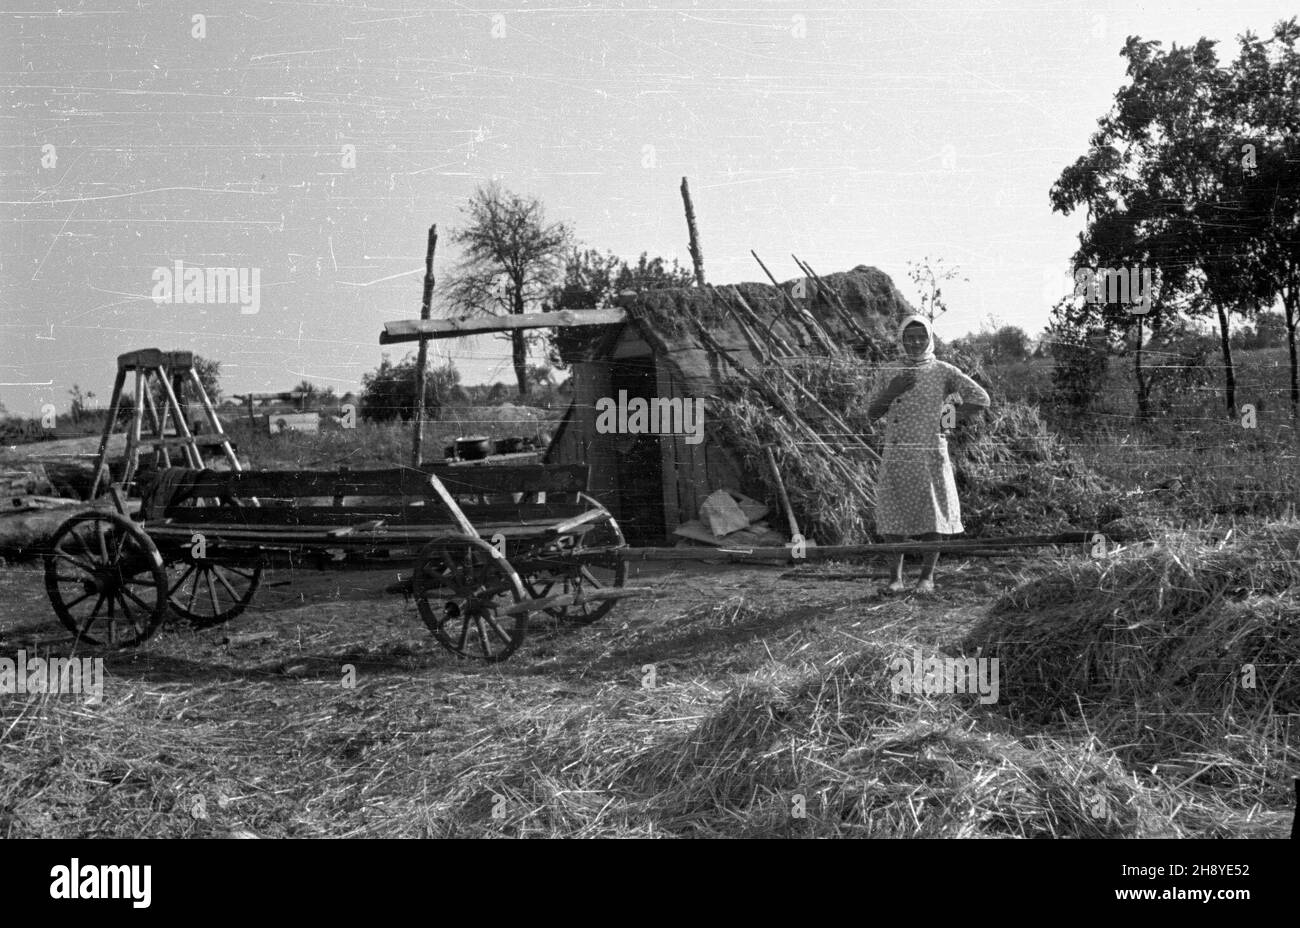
43;510;168;648
412;534;528;663
166;552;263;628
162;498;263;628
523;503;628;626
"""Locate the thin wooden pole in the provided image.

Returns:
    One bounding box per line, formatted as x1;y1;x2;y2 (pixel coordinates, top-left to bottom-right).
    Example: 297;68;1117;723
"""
763;446;801;539
680;177;705;287
140;384;170;469
187;367;240;471
156;368;202;469
751;250;836;354
687;315;876;510
122;368;146;491
411;224;438;467
718;286;795;358
619;532;1092;563
89;368;127;499
791;255;875;346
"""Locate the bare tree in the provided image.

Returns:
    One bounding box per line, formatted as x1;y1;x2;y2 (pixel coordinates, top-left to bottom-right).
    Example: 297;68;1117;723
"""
447;182;573;397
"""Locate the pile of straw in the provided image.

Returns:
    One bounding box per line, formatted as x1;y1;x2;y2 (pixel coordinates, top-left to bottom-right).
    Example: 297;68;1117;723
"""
962;520;1300;797
422;645;1180;837
607;649;1169;837
709;355;879;544
948;401;1119;537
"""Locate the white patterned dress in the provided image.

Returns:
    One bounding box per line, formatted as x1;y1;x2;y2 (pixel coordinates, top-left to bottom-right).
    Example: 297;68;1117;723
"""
868;359;990;536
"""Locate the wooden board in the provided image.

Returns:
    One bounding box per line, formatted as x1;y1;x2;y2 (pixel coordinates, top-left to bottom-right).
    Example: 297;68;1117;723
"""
180;463;590;501
145;519;587;546
162;500;590;526
381;308;627;344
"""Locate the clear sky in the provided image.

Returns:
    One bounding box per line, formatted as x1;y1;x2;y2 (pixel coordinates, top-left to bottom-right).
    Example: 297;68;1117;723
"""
1;0;1293;415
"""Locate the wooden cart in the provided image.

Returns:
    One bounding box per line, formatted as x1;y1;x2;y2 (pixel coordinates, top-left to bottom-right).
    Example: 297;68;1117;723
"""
41;462;640;662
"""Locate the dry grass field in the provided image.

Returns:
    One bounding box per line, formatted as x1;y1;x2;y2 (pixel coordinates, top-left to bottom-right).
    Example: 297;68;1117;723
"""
1;399;1297;838
1;524;1295;837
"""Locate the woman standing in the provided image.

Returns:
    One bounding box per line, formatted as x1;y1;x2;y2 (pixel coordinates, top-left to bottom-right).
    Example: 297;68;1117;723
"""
866;316;990;594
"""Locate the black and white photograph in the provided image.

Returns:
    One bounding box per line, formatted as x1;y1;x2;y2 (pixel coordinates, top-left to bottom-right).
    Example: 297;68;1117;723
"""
0;0;1297;872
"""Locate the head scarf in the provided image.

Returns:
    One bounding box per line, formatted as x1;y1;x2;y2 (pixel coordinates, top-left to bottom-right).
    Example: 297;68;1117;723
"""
897;315;936;366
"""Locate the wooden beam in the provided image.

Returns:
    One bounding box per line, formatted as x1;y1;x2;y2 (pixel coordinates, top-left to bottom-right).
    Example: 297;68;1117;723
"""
619;533;1094;563
380;308;627;344
411;224;438;467
680;176;705;286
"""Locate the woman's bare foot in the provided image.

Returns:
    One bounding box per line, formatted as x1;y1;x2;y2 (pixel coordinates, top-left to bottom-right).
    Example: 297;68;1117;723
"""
880;579;907;596
915;578;936;595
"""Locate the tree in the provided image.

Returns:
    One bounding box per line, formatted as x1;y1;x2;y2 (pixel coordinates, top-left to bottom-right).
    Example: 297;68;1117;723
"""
447;182;573;397
1044;298;1114;416
360;355;461;423
951;325;1031;366
191;355;222;404
292;379;320;407
546;248;693;366
1231;21;1300;416
67;384;96;423
1234;310;1288;350
1051;23;1300;419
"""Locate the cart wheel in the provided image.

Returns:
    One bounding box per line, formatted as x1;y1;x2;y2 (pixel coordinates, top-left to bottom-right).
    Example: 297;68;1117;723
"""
162;497;264;628
412;534;528;663
166;555;263;628
526;502;628;625
43;510;168;648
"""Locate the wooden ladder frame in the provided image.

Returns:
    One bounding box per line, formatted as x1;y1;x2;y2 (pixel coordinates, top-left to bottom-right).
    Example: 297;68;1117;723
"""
88;348;243;500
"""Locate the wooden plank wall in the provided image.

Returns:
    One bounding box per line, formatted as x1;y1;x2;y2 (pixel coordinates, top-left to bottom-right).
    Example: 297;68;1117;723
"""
548;327;749;539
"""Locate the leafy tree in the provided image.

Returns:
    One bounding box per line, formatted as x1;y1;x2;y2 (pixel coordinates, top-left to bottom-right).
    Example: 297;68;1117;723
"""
191;355;222;404
447;182;573;397
951;325;1031;366
1143;318;1218;417
1231;21;1300;415
546;248;693;366
360;355;462;422
67;384;96;423
1233;310;1288;350
1044;299;1114;416
1051;22;1300;418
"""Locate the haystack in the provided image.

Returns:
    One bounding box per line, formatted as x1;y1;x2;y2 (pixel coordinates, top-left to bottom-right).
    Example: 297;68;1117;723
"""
961;520;1300;797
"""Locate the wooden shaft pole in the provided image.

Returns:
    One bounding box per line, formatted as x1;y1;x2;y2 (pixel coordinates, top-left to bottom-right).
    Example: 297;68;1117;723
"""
411;224;438;467
716;286;794;358
763;446;801;539
680;177;705;287
140;383;170;469
751;250;837;354
687;316;877;510
89;368;127;500
187;368;240;471
155;368;201;468
792;255;875;346
619;536;1087;563
123;368;146;490
709;294;875;458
